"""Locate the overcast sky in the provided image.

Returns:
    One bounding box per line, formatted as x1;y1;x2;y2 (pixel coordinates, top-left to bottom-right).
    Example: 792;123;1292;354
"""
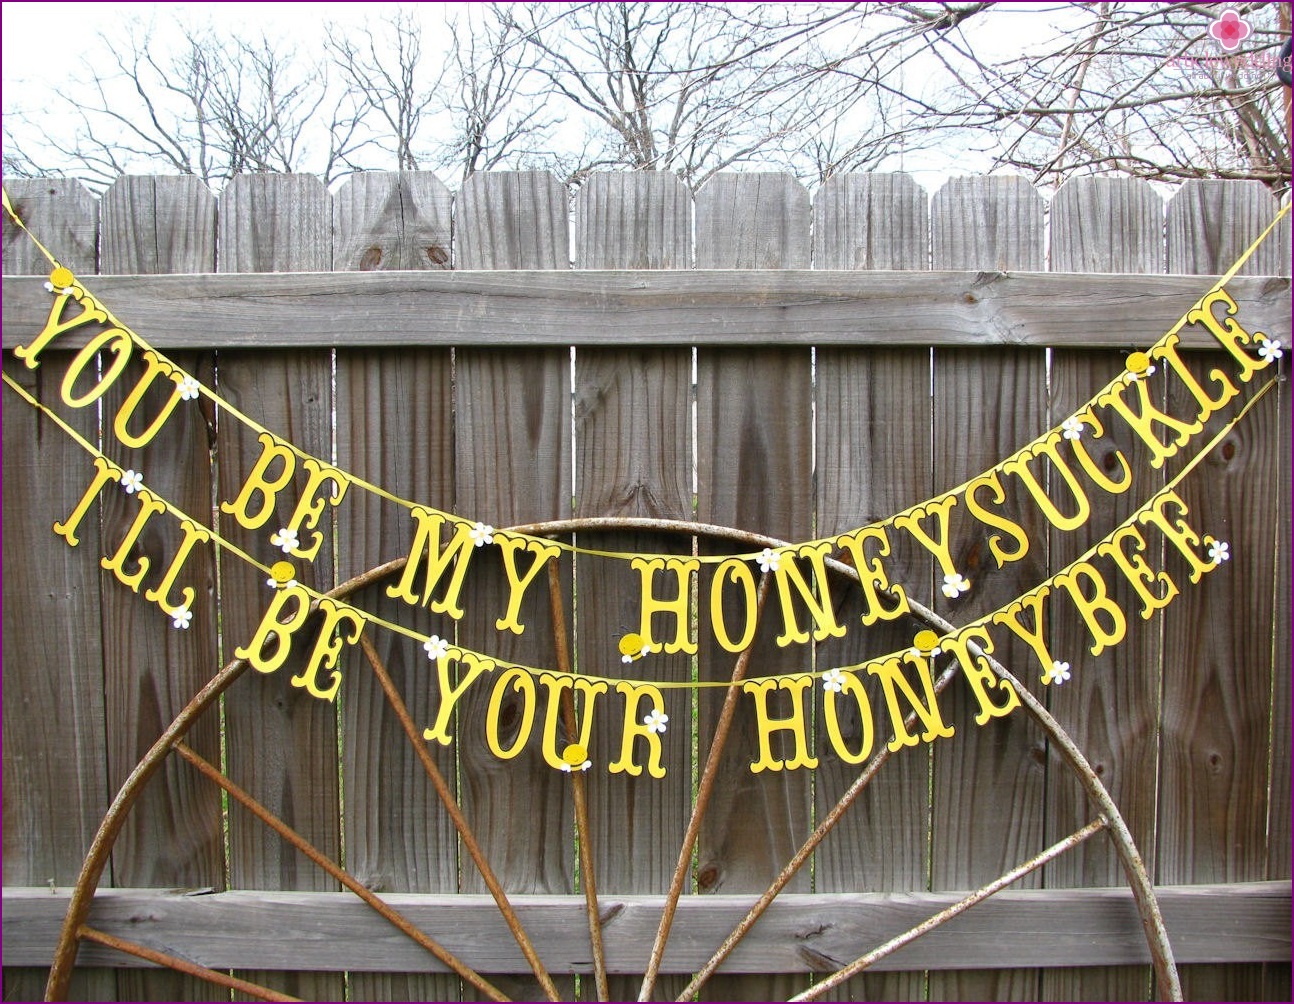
1;1;434;86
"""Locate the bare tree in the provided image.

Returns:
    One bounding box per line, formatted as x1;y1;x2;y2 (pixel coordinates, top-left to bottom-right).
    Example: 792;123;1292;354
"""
4;3;1287;195
3;19;368;190
912;1;1290;188
435;3;560;183
325;9;440;171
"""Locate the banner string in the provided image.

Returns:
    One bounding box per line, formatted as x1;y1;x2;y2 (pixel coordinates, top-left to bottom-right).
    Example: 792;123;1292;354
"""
3;366;1276;689
2;185;1288;567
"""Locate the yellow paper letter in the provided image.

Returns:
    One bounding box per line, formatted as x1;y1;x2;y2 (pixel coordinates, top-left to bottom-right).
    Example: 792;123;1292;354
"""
742;676;818;772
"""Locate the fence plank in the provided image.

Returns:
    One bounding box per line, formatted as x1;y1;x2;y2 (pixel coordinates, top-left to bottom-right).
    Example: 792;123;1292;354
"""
2;177;98;274
98;175;224;1003
1160;180;1288;1002
1043;175;1165;1002
574;172;693;1003
812;171;932;1004
456;170;572;269
332;171;452;272
812;172;929;270
331;171;461;1004
215;174;343;1002
2;178;115;1003
695;172;814;1002
929;175;1048;1002
454;171;577;1003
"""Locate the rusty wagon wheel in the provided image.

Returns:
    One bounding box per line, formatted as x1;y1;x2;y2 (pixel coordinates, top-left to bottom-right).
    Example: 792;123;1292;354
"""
45;517;1181;1003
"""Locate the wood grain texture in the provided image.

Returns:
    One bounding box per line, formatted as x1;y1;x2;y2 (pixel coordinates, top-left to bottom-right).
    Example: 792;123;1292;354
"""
574;172;693;1002
813;173;929;270
2;179;114;1002
100;176;218;275
452;170;577;1002
1050;177;1164;274
1043;176;1166;1003
9;271;1288;350
218;174;330;273
2;177;98;274
929;176;1048;1002
6;883;1288;971
812;172;932;1004
695;173;811;269
694;174;815;1003
215;174;342;1002
456;171;571;269
98;174;224;1003
1161;181;1288;1003
332;174;459;1004
574;172;691;269
932;175;1045;272
331;171;452;272
1167;180;1291;277
1264;371;1291;1004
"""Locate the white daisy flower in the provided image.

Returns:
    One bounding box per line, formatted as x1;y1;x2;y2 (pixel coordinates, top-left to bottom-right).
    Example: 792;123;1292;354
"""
269;527;299;553
941;572;970;598
1044;660;1071;685
423;634;451;661
643;709;669;734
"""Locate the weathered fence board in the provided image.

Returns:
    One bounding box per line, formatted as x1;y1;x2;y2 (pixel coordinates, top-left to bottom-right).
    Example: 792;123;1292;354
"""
574;172;694;1003
454;171;577;1003
929;175;1051;1003
6;884;1289;972
2;179;114;1004
3;170;1289;1004
97;175;224;1004
695;172;815;1003
810;171;932;1004
214;174;343;1003
1161;180;1289;1003
331;171;460;1004
6;271;1289;349
1042;175;1167;1002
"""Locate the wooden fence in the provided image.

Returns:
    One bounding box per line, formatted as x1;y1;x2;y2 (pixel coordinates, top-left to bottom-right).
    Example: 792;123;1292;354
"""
2;171;1290;1003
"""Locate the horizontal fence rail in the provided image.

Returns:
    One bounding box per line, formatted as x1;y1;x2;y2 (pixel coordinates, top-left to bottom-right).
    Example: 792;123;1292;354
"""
3;170;1290;1003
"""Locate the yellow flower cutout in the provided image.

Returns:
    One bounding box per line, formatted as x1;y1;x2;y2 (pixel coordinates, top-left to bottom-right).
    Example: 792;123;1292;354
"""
560;743;592;772
50;266;74;288
1124;351;1156;382
267;560;298;589
619;632;657;664
910;629;942;658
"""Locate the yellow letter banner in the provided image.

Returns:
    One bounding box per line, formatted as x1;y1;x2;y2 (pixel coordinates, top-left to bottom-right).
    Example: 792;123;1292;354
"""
2;186;1287;777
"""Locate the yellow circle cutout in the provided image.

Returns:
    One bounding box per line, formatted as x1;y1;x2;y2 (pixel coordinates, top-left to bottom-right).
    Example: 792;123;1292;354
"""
618;633;645;657
50;266;74;288
913;629;940;652
1126;351;1151;373
270;560;297;583
561;743;588;766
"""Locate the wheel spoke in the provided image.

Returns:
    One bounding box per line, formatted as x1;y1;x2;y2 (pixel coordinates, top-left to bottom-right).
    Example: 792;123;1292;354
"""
78;925;300;1002
173;742;512;1002
789;819;1109;1002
